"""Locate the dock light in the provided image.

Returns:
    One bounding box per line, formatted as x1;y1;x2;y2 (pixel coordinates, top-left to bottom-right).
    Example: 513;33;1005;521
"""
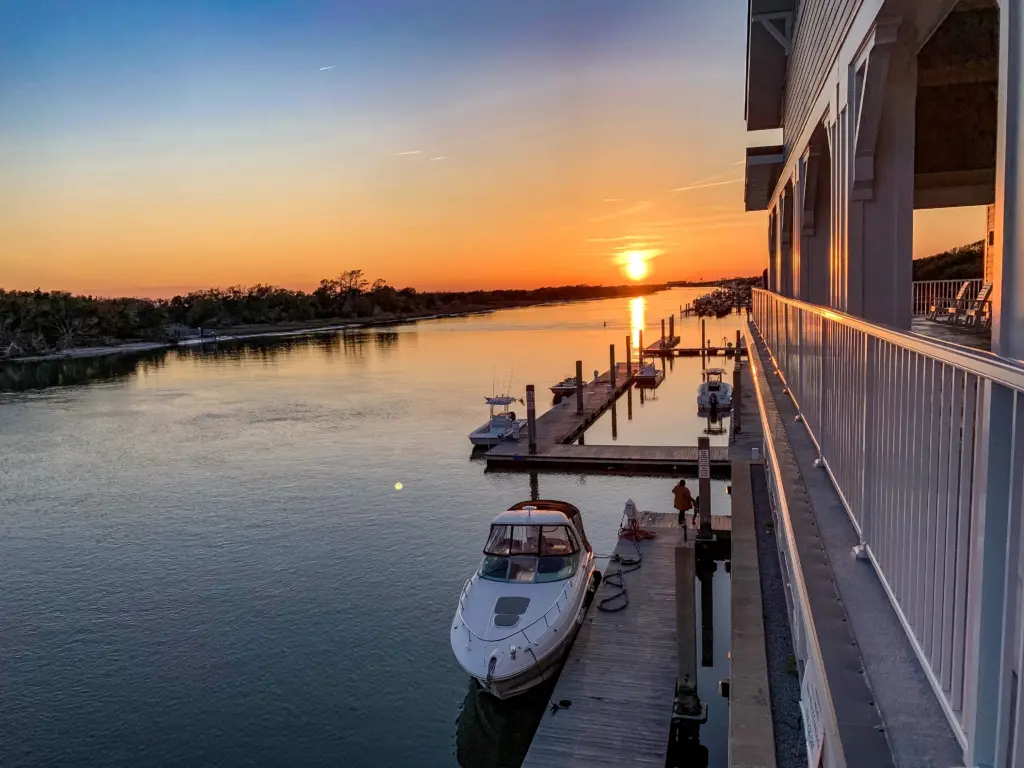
394;482;404;490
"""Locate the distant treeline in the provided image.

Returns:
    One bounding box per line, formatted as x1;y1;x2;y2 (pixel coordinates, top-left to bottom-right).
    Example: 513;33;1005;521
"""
913;241;984;281
0;270;666;359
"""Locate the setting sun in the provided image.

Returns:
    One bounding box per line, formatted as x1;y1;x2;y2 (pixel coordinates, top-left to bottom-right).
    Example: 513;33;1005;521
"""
624;251;650;281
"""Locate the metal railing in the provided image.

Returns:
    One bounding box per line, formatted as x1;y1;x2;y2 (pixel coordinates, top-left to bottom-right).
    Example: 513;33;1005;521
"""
912;279;983;316
752;288;1024;762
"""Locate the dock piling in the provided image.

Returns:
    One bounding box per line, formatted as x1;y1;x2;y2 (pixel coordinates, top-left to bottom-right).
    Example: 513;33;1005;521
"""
697;436;711;539
609;344;616;390
575;360;584;414
626;335;632;374
526;385;537;455
669;314;675;341
661;318;666;345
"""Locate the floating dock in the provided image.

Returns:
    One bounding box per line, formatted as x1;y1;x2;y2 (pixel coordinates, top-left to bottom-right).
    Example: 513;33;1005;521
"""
485;443;731;475
643;345;746;358
521;512;688;767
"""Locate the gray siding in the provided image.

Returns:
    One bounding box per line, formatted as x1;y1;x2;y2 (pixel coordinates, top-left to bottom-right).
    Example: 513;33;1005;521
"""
784;0;862;153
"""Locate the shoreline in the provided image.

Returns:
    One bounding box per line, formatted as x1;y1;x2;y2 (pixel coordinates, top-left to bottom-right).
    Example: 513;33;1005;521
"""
1;293;670;365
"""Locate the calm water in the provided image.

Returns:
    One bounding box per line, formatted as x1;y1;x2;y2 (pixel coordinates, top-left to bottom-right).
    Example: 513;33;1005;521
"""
0;289;742;767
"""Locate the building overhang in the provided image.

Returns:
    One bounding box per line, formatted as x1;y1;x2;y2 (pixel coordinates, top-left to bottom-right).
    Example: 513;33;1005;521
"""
745;0;795;132
745;146;785;211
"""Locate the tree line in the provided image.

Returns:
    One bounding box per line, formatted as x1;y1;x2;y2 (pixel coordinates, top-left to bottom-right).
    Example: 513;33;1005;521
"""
0;270;666;359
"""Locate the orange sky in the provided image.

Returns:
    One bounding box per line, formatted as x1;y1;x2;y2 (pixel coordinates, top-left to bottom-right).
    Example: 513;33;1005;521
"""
0;2;985;299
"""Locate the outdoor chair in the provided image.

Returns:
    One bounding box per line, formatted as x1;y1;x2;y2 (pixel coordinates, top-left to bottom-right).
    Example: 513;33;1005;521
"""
962;283;993;330
928;281;973;324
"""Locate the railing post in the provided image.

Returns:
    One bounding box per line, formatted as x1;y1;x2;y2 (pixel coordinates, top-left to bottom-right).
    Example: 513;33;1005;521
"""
859;334;873;547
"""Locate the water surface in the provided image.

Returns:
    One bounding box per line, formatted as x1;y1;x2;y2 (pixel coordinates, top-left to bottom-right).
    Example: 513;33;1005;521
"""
0;289;741;767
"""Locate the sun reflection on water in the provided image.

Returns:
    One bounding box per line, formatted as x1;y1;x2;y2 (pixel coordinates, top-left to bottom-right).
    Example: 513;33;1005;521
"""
630;296;645;358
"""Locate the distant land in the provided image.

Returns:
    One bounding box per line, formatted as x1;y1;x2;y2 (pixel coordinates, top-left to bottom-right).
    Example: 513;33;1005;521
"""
3;271;722;362
912;240;983;281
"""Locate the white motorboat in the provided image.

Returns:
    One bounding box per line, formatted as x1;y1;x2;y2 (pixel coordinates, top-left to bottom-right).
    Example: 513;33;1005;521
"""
633;362;664;388
697;367;733;416
450;500;600;700
549;376;579;396
469;396;528;447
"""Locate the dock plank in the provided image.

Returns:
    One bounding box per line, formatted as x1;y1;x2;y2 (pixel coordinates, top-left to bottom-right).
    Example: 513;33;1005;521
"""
522;512;687;768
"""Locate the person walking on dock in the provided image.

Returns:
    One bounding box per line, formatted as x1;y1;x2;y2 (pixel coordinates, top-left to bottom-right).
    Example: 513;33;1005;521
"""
672;479;694;526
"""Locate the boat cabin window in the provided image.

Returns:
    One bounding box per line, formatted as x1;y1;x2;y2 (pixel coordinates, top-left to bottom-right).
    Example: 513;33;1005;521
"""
481;524;581;583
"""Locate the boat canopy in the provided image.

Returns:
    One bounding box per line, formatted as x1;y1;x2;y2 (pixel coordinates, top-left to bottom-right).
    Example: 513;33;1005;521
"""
485;396;521;406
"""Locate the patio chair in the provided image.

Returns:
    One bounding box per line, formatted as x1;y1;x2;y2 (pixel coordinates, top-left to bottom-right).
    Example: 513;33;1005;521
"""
928;281;973;324
962;283;993;329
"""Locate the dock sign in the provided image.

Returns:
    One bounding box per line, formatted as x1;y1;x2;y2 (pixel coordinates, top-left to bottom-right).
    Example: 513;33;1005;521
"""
526;388;535;410
698;448;710;479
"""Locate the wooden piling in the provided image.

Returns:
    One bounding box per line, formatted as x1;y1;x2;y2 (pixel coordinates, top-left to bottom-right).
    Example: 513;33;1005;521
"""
661;318;666;345
575;360;584;414
700;318;706;370
609;344;616;389
526;385;537;455
698;436;711;538
669;314;675;340
626;335;632;372
675;546;700;716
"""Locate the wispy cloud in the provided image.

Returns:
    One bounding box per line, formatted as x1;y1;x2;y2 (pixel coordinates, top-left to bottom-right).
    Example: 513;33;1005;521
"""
589;200;652;223
603;198;621;202
429;156;448;161
319;65;335;71
397;150;422;156
669;178;743;193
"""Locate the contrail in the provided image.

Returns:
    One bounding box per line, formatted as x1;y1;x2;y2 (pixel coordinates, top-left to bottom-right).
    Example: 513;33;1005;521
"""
397;150;422;155
669;178;743;193
319;65;335;71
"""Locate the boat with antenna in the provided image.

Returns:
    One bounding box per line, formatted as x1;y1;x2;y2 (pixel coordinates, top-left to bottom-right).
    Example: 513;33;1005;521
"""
469;396;528;447
450;500;600;699
697;367;733;417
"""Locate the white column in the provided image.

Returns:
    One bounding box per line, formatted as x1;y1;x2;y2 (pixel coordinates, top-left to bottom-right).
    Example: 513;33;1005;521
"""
801;139;832;305
992;0;1024;360
780;187;794;297
845;20;916;329
768;207;779;292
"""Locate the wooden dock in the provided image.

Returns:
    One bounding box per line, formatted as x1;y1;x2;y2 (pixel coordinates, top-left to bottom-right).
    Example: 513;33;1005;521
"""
485;365;634;463
643;345;747;358
486;443;731;475
645;335;680;354
521;512;688;767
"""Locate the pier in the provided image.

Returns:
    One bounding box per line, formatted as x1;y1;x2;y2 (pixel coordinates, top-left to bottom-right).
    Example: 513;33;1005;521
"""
522;512;729;767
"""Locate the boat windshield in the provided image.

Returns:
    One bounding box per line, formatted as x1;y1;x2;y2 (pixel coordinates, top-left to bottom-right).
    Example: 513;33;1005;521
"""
480;524;580;583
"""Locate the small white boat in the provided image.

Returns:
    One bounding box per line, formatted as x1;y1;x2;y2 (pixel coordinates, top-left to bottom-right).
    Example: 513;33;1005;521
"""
633;362;664;388
549;376;579;396
450;500;600;700
697;367;733;416
469;396;528;447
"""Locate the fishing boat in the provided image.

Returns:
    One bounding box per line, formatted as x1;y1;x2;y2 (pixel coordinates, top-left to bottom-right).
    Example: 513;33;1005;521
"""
469;396;528;447
697;367;733;416
450;500;600;700
549;376;579;396
633;362;664;388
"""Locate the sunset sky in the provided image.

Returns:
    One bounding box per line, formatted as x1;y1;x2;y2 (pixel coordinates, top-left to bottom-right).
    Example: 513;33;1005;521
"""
0;0;984;298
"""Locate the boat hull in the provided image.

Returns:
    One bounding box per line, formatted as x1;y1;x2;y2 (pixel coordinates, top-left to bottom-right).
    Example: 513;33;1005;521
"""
472;626;579;699
453;561;598;701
